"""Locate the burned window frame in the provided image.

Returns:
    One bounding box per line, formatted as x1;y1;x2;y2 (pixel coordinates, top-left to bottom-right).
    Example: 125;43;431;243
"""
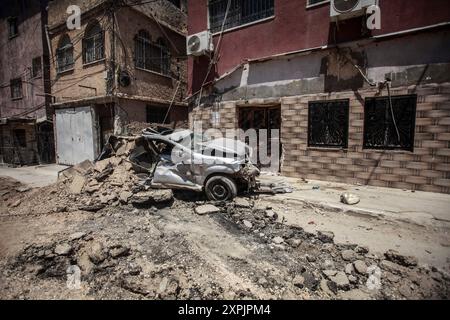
82;21;105;65
31;56;42;78
56;34;74;74
308;99;349;148
363;95;417;152
135;31;171;76
208;0;275;34
146;105;170;124
10;78;23;100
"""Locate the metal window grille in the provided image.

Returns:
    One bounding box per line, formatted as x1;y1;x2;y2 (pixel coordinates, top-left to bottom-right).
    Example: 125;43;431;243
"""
308;99;349;148
57;35;74;73
208;0;274;33
10;78;22;99
135;34;170;76
363;95;417;151
83;31;104;64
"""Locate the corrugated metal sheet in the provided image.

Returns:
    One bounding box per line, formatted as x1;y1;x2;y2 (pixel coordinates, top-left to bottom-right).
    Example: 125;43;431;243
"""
55;106;96;165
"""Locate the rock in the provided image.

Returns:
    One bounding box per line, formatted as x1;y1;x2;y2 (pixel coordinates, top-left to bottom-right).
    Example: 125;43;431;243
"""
345;263;354;275
195;204;220;215
69;232;86;241
306;254;317;262
329;271;350;290
119;191;133;203
265;210;278;220
257;277;268;286
302;271;319;291
94;159;111;172
348;275;358;284
293;275;305;288
77;252;94;274
322;259;335;270
234;197;251;208
11;199;21;207
242;220;253;229
317;231;334;243
398;281;413;298
288;238;301;248
355;246;369;254
87;242;107;264
78;204;105;212
54;243;72;256
16;186;31;192
69;175;86;194
341;249;356;261
131;190;173;205
354;260;368;274
272;236;284;244
340;192;360;205
339;289;372;300
384;249;418;267
109;245;130;258
323;270;338;277
320;279;335;296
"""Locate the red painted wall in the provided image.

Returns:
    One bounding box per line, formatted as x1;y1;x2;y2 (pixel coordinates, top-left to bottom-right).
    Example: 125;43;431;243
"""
188;0;450;94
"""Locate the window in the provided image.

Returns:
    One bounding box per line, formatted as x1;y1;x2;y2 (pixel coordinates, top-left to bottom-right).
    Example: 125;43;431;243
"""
208;0;274;33
306;0;330;8
10;78;22;99
83;21;104;64
8;17;18;38
146;105;170;124
308;99;349;148
56;34;74;73
363;95;417;151
13;129;26;147
135;31;171;76
32;57;42;78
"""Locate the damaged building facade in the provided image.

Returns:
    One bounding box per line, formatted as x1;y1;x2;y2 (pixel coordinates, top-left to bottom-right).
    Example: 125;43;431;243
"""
188;0;450;193
48;0;188;165
0;0;54;165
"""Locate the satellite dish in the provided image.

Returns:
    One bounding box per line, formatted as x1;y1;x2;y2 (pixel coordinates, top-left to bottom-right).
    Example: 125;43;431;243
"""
333;0;360;13
188;35;201;53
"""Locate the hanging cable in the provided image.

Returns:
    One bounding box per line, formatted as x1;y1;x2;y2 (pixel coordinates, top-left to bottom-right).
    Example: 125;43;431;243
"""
386;81;401;144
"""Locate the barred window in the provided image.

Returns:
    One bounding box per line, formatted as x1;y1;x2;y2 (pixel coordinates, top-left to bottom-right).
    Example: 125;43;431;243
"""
363;95;417;151
135;31;171;76
208;0;274;33
10;78;22;99
308;99;349;148
83;21;104;64
56;34;74;73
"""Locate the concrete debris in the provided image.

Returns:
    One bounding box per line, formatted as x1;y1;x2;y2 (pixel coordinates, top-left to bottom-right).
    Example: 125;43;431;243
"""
317;231;335;243
234;197;251;208
384;249;418;267
340;192;360;205
69;175;86;194
195;204;220;215
353;260;368;274
54;243;72;256
272;236;284;244
341;249;356;261
242;220;253;229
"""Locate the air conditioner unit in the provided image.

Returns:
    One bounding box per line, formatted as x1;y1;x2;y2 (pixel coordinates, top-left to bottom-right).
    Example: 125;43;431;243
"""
330;0;378;21
186;31;213;56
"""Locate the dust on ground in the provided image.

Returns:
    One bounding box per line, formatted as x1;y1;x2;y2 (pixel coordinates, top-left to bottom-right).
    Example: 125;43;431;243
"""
0;174;449;300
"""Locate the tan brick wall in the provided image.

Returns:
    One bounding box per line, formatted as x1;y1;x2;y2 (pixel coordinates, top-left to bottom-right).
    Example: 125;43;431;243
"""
281;83;450;194
189;82;450;194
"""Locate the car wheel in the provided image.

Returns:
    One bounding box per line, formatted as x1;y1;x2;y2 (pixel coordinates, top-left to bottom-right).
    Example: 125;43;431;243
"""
205;175;238;201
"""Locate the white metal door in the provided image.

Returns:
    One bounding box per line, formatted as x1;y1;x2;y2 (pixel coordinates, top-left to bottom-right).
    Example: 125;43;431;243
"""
55;106;96;165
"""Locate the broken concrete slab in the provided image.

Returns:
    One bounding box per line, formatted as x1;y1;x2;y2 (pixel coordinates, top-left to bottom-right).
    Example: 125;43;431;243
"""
234;197;251;208
384;249;418;267
69;175;86;194
317;230;334;243
340;192;360;205
131;190;173;206
54;243;72;256
195;204;220;215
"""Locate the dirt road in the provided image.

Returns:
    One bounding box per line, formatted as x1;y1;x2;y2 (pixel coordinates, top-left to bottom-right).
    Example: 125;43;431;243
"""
0;176;449;300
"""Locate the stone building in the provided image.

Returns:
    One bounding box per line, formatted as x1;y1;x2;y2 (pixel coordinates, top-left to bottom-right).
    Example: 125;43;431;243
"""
187;0;450;193
48;0;188;165
0;0;54;165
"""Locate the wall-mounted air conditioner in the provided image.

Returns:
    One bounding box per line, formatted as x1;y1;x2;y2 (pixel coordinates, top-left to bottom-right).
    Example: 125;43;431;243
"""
330;0;378;21
186;31;213;56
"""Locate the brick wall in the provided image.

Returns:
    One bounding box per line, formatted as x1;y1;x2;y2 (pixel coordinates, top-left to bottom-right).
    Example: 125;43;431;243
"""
189;83;450;193
281;83;450;194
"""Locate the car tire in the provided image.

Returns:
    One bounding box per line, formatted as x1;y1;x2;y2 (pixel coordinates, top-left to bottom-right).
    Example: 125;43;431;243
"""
205;175;238;201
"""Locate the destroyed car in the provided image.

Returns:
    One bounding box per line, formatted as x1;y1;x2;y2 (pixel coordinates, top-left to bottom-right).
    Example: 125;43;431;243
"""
125;129;260;201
